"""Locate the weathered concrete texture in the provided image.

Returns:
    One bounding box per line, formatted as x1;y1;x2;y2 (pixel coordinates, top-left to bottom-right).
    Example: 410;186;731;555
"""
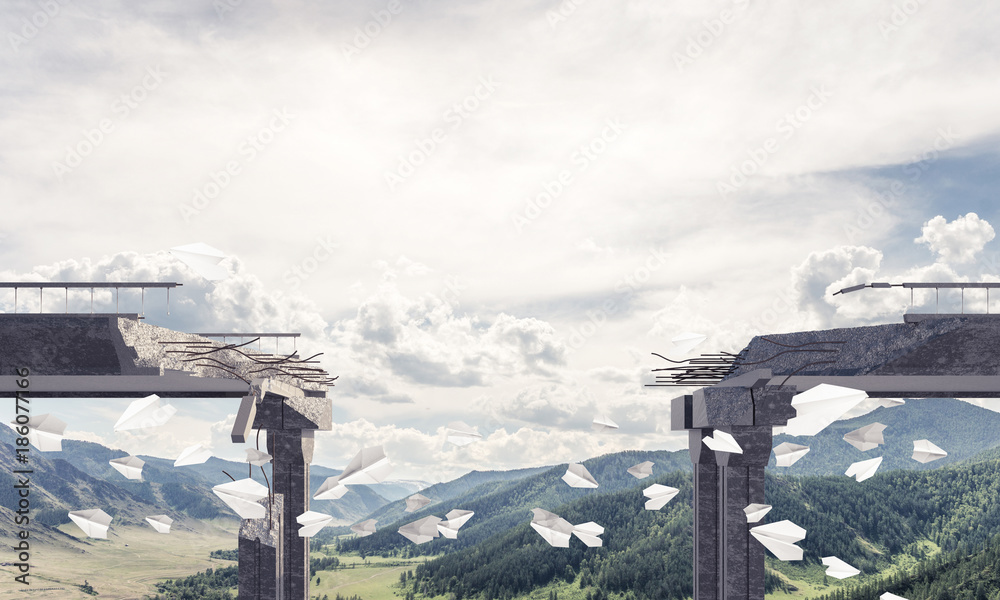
725;317;973;379
693;387;754;428
686;420;773;600
0;314;329;394
249;390;330;600
269;429;311;600
693;463;719;600
750;385;796;427
0;314;153;375
239;494;283;600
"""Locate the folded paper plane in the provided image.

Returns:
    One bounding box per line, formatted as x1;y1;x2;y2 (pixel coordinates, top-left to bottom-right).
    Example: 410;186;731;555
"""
643;484;680;510
445;421;482;446
212;478;268;519
627;461;654;479
785;384;868;436
351;519;377;537
750;520;806;561
398;516;442;544
437;509;474;538
912;439;947;463
314;476;348;500
114;394;176;431
591;415;619;432
878;398;905;408
744;503;772;523
572;521;605;547
773;442;810;467
703;430;743;454
14;413;67;451
530;508;574;547
843;423;887;451
174;443;212;467
145;515;173;534
297;511;334;537
109;455;145;480
562;463;599;488
822;555;860;579
169;242;229;281
670;332;707;355
68;509;113;539
337;445;393;485
245;448;272;466
405;493;433;513
845;456;883;482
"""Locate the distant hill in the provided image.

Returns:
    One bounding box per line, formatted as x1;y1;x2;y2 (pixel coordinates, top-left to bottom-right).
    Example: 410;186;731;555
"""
402;447;1000;600
334;449;692;556
0;426;393;527
768;398;1000;475
0;436;205;549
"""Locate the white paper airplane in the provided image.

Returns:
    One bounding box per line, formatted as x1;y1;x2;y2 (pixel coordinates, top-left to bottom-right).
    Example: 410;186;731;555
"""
145;515;173;534
845;456;883;482
314;476;349;500
68;509;113;539
878;398;905;408
670;332;707;355
109;455;145;480
296;511;334;537
744;503;772;523
785;384;868;436
245;448;272;466
13;414;67;451
572;521;605;547
169;242;229;281
591;415;619;432
643;484;680;510
174;443;212;467
822;555;860;579
843;423;886;451
530;508;574;547
437;509;474;539
445;421;482;446
337;445;393;485
773;442;810;467
750;520;806;561
351;519;377;537
912;439;948;463
562;463;599;488
398;516;442;544
113;395;176;431
212;478;269;519
703;430;743;454
627;461;654;479
405;493;432;513
881;593;910;600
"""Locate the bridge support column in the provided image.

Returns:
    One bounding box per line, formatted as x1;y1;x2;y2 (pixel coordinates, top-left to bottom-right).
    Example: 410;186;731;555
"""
674;380;796;600
236;379;332;600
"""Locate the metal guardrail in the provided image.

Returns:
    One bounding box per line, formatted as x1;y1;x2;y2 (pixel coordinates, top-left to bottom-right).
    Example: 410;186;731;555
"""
832;282;1000;313
0;282;182;315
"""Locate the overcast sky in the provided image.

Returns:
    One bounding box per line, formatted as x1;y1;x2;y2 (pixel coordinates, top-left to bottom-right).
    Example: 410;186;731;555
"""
3;0;1000;483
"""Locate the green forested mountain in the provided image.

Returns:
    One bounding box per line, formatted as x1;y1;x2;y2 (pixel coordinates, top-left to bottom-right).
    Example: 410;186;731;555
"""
810;532;1000;600
333;450;692;557
392;448;1000;600
768;398;1000;475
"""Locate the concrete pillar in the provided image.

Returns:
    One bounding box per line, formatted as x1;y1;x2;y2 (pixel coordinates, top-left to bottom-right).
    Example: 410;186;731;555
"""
675;381;796;600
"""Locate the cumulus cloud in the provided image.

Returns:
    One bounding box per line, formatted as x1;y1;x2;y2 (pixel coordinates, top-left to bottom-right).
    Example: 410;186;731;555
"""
334;278;567;391
915;213;995;264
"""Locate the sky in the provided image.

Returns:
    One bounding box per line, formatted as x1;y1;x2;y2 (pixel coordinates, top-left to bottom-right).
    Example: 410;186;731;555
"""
2;0;1000;483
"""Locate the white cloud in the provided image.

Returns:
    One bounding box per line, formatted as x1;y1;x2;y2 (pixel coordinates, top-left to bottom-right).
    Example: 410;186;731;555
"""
915;213;995;264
